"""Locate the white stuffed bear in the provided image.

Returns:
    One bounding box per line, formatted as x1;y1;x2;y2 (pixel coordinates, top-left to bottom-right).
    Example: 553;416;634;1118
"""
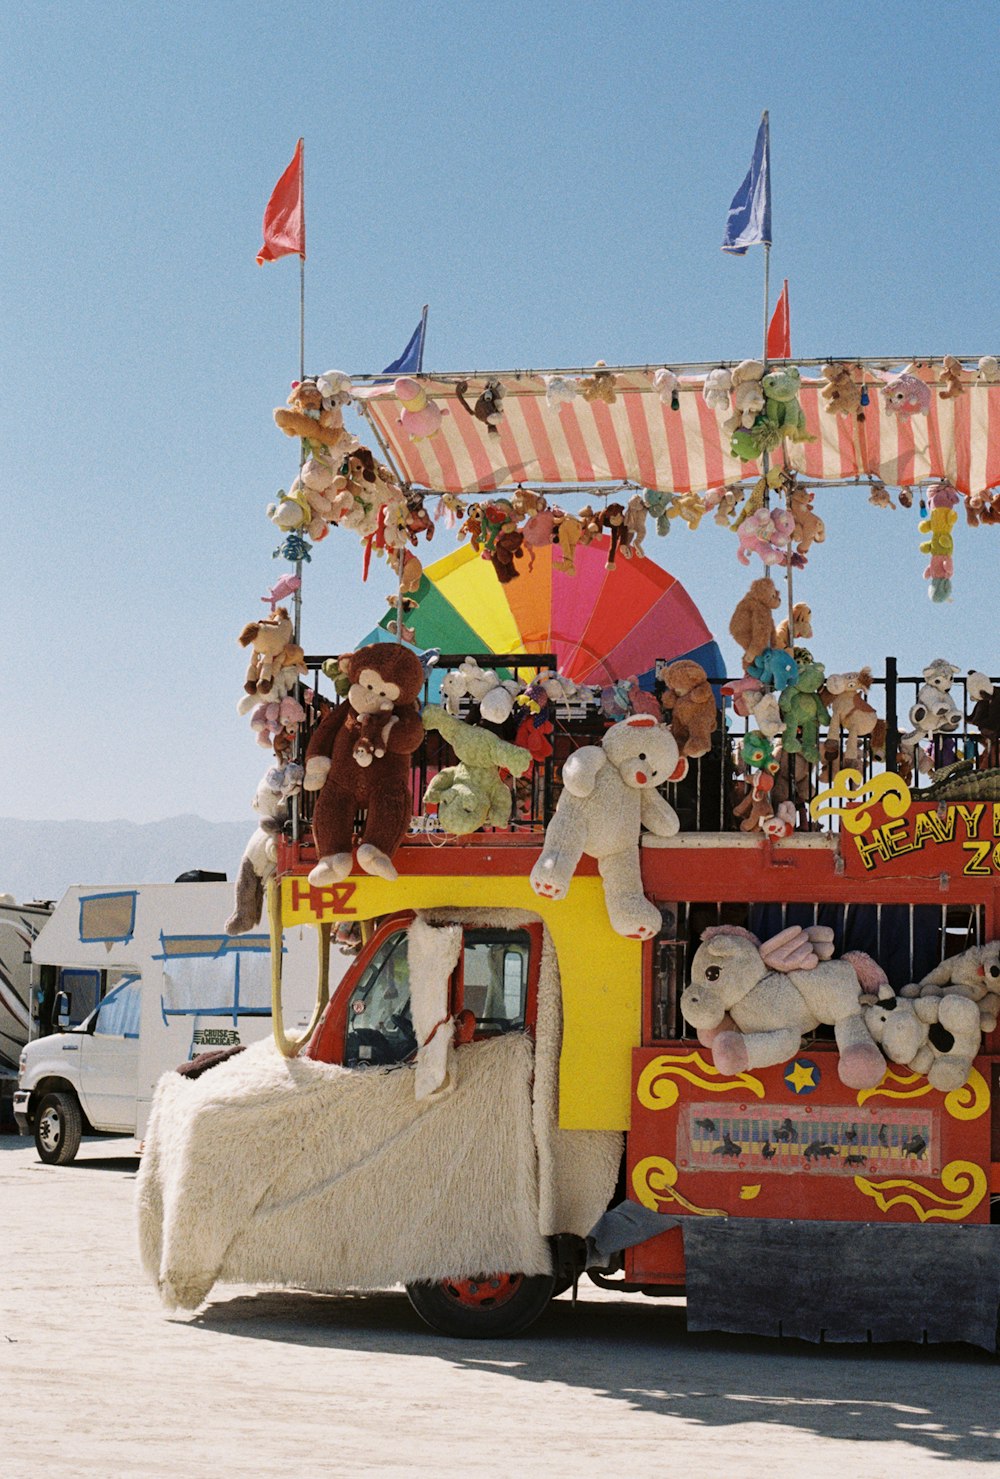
702;367;733;413
900;940;1000;1031
530;716;685;939
723;359;765;437
680;925;886;1088
443;657;522;724
861;982;982;1091
225;764;304;935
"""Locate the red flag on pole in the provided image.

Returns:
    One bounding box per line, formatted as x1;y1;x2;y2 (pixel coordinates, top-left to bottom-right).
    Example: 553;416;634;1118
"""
766;278;790;358
256;140;305;266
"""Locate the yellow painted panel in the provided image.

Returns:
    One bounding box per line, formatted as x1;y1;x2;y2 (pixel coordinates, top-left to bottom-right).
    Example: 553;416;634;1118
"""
280;872;640;1130
430;545;525;655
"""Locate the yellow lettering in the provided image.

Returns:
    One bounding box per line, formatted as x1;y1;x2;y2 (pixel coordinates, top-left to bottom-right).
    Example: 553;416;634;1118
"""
962;841;992;877
994;842;1000;870
854;828;892;871
993;805;1000;839
881;817;917;857
913;809;956;846
956;803;985;838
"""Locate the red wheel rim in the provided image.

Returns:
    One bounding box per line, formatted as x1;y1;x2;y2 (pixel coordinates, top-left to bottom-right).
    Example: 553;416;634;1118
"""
439;1273;524;1309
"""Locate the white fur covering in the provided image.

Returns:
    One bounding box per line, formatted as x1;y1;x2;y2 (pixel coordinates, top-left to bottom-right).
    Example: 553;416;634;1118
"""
137;1033;549;1310
136;908;622;1310
408;916;463;1101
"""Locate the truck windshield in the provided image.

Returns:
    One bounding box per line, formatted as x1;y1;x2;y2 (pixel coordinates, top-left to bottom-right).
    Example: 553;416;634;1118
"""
344;932;417;1067
461;929;530;1034
93;976;141;1037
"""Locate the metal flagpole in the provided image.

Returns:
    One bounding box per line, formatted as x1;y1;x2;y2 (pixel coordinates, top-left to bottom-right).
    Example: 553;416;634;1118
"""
292;140;306;650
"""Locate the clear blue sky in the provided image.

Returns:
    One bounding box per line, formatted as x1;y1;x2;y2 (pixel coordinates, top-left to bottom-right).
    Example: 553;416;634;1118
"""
3;2;999;824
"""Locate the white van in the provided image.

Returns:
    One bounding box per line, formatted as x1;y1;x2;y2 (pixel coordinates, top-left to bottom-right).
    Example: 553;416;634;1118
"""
14;883;329;1163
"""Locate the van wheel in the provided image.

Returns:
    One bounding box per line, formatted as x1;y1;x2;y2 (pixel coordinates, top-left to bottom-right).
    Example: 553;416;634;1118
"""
406;1271;556;1338
34;1092;83;1165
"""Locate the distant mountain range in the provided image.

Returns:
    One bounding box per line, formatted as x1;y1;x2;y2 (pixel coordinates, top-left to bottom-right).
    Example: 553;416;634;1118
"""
0;816;252;905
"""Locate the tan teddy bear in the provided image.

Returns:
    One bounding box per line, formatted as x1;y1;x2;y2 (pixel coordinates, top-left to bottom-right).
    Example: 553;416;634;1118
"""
273;377;354;451
820;363;864;420
787;484;825;557
825;667;879;764
774;602;813;652
660;660;717;759
729;577;780;667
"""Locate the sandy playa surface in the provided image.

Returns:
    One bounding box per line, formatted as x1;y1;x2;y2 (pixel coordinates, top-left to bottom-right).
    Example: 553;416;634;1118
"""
2;1132;998;1477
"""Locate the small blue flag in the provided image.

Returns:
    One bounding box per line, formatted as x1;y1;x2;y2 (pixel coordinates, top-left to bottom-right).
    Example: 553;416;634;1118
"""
722;113;771;256
382;305;428;375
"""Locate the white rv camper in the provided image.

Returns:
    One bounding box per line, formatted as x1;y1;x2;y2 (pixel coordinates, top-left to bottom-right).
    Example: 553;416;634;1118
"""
14;883;331;1162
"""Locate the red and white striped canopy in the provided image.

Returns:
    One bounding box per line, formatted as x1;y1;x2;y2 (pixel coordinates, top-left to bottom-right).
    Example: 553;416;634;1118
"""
354;367;1000;497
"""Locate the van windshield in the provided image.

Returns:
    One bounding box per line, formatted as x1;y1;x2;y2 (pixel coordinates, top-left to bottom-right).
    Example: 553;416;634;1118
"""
344;932;416;1067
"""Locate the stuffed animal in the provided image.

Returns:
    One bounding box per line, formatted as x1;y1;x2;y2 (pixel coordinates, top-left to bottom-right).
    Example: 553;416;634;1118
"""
237;608;305;697
303;644;426;885
704;486;742;527
881;366;931;419
442;656;521;725
273;378;355;454
787;484;825;557
900;940;1000;1032
625;493;648;557
551;509;583;574
261;573;301;611
748;647;799;692
749;691;786;740
520;498;557;572
721;674;764;719
969;671;1000;766
653;367;680;410
578;363;618;404
681;924;886;1088
421;705;531;835
395;377;446;441
723;359;765;436
901;658;961;769
543;374;578;409
455;378;505;434
403;489;434;545
760;800;797;839
978;356;1000;382
702;367;733;413
530;716;685;939
476;500;516;558
860;982;981;1091
938;356;965;400
225;764;304;934
774;602;812;652
490;527;524;584
659;660;717;758
919;481;960;603
736;506;795;567
574;505;602;545
600;502;632;569
779;661;830;764
643;489;674;537
820;362;864;420
825;668;878;764
761;366;813;443
434;492;466;530
729;577;780;667
513;682;555;762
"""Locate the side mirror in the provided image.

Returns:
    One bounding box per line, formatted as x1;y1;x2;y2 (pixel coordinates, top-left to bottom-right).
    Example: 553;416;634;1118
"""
55;990;71;1029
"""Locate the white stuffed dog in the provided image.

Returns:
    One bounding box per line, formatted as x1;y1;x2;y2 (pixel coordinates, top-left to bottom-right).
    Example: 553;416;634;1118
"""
900;941;1000;1032
861;982;982;1091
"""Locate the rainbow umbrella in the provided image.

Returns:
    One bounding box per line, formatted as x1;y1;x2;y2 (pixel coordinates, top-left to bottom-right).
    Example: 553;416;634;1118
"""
364;537;723;686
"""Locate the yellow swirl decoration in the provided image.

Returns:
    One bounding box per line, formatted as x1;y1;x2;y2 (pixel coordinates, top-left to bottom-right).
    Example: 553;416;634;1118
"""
853;1159;987;1222
636;1051;765;1110
944;1068;990;1121
739;1185;761;1201
809;769;912;834
632;1155;727;1218
856;1069;932;1107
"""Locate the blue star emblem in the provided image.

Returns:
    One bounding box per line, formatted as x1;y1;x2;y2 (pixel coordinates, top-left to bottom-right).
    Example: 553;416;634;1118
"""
784;1057;820;1094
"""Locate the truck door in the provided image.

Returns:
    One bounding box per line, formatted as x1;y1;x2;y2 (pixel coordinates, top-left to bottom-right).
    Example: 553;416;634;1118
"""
307;918;541;1066
77;976;141;1131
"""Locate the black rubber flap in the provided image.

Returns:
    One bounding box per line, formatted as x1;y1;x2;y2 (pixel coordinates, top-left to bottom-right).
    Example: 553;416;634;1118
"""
682;1219;1000;1351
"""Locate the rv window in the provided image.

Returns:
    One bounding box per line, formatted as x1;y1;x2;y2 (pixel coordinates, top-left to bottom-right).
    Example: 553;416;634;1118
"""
93;977;141;1037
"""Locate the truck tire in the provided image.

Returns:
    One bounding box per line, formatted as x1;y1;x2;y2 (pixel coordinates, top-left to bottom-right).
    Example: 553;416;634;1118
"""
34;1091;83;1166
405;1271;556;1338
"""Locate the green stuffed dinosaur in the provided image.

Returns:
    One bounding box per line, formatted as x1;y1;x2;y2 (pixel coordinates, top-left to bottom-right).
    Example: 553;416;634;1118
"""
422;704;533;835
779;660;830;764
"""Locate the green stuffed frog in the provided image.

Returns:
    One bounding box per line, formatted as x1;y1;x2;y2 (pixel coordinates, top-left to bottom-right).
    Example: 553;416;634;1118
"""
421;704;532;835
779;661;830;764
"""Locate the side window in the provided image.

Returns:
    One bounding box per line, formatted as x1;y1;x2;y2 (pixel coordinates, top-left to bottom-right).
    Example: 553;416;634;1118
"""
93;976;142;1037
344;931;417;1067
460;929;531;1036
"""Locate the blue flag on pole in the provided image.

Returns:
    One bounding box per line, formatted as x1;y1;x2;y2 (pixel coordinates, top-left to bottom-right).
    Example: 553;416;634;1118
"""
721;113;771;255
382;306;428;374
